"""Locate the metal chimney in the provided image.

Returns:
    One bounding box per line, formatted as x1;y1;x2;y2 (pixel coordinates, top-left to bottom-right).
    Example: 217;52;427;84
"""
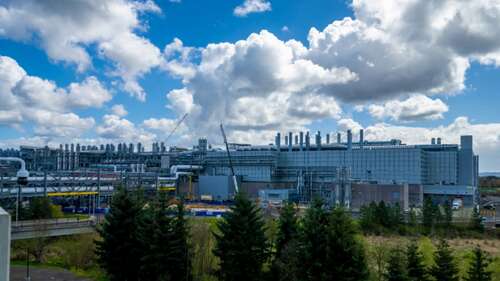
347;130;352;150
431;138;436;145
299;132;304;149
276;132;281;148
288;132;293;150
316;131;321;148
337;132;341;144
437;138;442;145
359;129;364;144
305;132;310;150
326;133;330;144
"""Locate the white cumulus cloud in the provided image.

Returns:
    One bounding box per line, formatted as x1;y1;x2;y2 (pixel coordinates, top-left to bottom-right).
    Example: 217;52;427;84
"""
0;0;161;100
162;32;356;143
368;95;449;122
234;0;272;17
0;55;110;138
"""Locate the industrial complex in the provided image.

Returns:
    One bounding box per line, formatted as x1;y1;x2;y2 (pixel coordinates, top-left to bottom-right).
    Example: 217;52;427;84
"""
0;130;479;210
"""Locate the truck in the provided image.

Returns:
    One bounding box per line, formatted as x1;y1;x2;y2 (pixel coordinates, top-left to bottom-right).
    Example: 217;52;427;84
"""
452;198;463;210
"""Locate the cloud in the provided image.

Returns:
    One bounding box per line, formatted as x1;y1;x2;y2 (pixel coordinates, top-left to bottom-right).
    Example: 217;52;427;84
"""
337;118;363;133
30;110;95;138
111;104;128;117
368;95;449;122
234;0;272;17
162;32;356;143
96;114;155;143
67;77;113;108
0;55;109;137
282;26;289;32
159;0;500;149
306;17;469;102
0;0;161;100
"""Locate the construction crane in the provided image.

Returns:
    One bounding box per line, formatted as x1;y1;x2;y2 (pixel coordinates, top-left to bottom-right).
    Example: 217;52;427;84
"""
220;124;239;193
165;113;188;144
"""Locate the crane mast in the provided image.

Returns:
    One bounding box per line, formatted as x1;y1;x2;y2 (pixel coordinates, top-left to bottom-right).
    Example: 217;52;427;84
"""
219;124;239;193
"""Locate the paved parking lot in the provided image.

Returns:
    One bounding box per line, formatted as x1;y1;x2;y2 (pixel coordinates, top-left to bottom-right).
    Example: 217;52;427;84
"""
10;266;92;281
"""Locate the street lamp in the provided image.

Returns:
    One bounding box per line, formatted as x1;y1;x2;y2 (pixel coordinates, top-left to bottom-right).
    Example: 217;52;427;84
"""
0;157;29;225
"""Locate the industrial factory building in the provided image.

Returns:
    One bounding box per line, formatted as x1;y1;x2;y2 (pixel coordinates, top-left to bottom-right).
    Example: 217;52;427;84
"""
0;130;479;209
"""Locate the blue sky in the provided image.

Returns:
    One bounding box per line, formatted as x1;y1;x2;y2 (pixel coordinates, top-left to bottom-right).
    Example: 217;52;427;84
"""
0;0;500;171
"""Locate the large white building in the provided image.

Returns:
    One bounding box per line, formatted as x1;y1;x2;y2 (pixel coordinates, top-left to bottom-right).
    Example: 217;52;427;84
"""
203;131;478;206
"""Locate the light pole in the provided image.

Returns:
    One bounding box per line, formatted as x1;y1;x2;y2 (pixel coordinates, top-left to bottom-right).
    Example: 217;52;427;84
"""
0;157;29;226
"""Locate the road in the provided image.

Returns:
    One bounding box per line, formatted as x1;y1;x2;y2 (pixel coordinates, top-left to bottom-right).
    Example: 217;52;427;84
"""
11;217;96;240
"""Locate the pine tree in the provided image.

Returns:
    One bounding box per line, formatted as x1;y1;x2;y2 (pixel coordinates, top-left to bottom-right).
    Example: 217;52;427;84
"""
170;199;192;281
272;201;300;281
95;187;144;281
138;193;177;281
464;247;492;281
213;192;268;281
470;206;484;232
376;201;391;228
444;201;453;228
325;207;370;281
406;240;428;281
297;198;330;281
389;203;404;227
384;248;409;281
422;197;435;230
359;202;378;233
275;201;298;257
429;240;459;281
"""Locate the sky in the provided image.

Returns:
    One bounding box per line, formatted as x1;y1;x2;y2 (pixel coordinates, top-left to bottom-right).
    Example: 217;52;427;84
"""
0;0;500;171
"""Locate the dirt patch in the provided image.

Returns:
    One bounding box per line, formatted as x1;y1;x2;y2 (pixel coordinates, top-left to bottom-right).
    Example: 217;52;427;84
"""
10;265;92;281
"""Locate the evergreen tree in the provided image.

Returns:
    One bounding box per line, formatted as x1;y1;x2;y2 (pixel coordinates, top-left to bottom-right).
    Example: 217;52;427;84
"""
213;193;268;281
275;201;298;257
139;193;185;281
170;199;192;281
429;240;459;281
470;206;484;232
137;197;169;281
325;207;369;281
389;203;404;227
406;240;428;281
297;198;330;281
359;202;378;233
376;201;391;228
96;187;144;281
443;201;453;228
464;247;492;281
384;248;409;281
422;197;435;230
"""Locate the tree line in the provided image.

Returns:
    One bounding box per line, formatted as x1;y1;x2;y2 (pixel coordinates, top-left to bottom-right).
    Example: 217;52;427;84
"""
96;189;493;281
359;197;484;235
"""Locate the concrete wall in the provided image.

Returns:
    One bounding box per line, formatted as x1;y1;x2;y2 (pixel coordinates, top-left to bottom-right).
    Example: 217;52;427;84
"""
0;208;10;281
350;183;418;211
